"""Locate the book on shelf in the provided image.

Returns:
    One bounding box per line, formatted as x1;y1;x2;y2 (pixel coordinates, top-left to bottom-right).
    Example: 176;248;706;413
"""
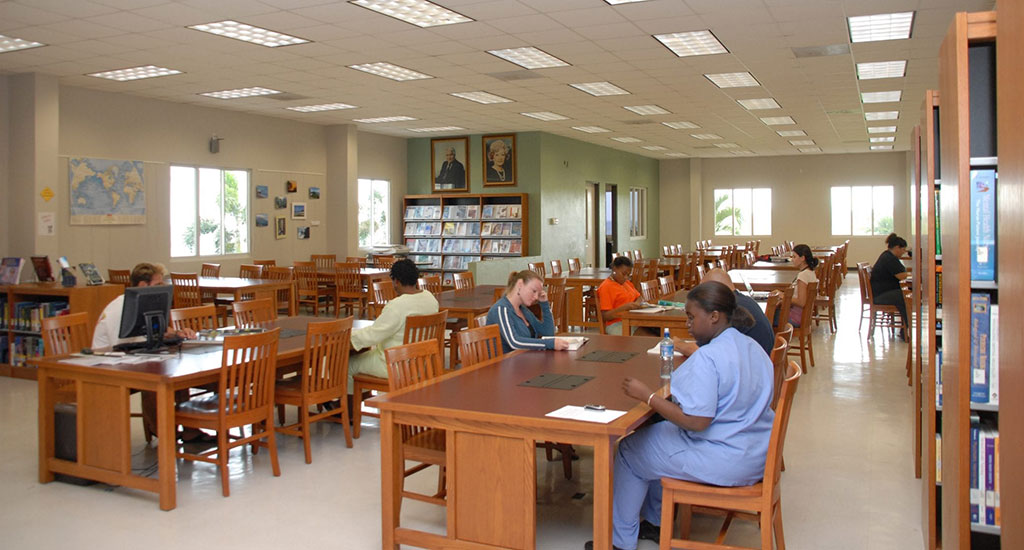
935;265;942;307
967;423;1001;527
0;257;25;285
936;347;943;408
78;262;105;286
10;300;70;331
969;169;996;281
482;205;493;218
935;433;942;484
509;205;521;218
969;293;998;405
989;304;999;404
983;426;998;526
466;205;479;219
934;189;942;256
8;335;44;366
406;205;440;219
30;256;54;282
970;421;980;524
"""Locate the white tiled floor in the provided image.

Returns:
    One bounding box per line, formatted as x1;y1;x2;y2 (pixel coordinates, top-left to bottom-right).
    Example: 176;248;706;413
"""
0;274;922;550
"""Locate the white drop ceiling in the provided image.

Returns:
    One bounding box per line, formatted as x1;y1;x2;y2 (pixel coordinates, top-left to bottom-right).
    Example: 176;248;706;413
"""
0;0;996;158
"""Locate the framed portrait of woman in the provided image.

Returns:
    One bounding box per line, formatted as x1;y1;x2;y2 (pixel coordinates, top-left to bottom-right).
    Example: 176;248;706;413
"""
482;134;516;187
431;137;469;193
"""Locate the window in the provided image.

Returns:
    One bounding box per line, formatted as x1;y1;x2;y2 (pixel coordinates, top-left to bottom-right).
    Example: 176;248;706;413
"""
831;185;894;235
170;166;249;257
714;188;772;236
358;178;390;247
628;187;647;238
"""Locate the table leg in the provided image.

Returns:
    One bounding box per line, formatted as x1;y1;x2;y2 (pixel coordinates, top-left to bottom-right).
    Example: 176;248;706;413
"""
380;410;401;550
37;369;56;483
157;383;177;511
621;319;632;336
593;435;616;550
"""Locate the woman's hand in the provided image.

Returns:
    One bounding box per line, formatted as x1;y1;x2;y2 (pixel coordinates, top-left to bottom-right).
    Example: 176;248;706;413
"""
552;338;570;351
672;338;698;357
622;376;653;402
539;288;549;302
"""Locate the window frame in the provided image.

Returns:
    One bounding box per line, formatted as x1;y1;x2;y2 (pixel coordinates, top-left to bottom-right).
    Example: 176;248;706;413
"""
829;185;895;236
713;187;772;236
357;177;392;248
169;164;251;259
628;186;648;240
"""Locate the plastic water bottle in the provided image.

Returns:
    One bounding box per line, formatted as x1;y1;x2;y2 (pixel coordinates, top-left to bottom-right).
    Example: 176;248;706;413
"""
659;328;674;383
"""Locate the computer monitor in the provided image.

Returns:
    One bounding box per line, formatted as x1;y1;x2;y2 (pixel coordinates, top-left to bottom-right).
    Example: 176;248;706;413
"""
118;284;174;350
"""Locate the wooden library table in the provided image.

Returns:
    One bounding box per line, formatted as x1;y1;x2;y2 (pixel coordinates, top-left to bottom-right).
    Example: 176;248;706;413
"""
436;284;503;328
370;333;672;550
749;260;800;270
729;269;797;291
619;294;691;338
35;316;371;510
197;276;297;316
546;268;612;328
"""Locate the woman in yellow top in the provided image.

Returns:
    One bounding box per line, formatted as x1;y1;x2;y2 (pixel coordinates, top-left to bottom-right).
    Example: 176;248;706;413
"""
596;256;645;335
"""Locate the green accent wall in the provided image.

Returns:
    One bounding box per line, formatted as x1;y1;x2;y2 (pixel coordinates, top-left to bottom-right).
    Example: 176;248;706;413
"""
407;131;660;266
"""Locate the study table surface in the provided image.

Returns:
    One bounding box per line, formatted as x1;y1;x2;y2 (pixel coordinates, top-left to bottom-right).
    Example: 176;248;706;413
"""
750;260;800;270
729;269;797;290
436;284;503;328
35;315;371;511
196;276;297;315
546;269;611;328
370;333;671;550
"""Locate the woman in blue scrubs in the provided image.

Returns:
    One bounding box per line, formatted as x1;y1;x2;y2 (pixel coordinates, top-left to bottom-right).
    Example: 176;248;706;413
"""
584;281;775;550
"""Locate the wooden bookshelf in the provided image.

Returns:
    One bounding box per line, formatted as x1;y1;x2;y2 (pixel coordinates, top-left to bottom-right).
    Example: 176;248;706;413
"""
403;193;529;285
0;282;123;379
937;11;1000;549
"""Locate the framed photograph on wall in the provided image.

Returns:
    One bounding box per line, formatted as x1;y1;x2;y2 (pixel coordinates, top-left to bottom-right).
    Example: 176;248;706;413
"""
482;134;516;186
431;137;469;193
291;202;306;219
275;216;287;239
286;180;298;193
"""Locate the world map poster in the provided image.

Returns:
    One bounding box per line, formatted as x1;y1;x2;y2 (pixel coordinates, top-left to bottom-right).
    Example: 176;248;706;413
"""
69;157;146;225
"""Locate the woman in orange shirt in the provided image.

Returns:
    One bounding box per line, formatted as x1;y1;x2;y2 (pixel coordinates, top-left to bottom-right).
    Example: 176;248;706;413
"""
596;256;645;335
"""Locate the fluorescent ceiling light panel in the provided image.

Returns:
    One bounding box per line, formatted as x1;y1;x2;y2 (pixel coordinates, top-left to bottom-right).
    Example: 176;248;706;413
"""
848;11;915;43
861;90;902;103
705;72;760;88
870;136;896;143
714;143;740;149
624;104;670;116
450;91;513;104
199;86;281;99
857;60;907;79
868;126;897;133
789;139;815;146
408;126;464;132
665;152;689;157
690;133;722;140
776;130;807;137
87;65;181;81
653;30;728;57
731;150;755;156
349;0;473;28
871;145;894;150
353;115;416;123
286;103;357;112
348;62;432;81
570;81;630;96
572;126;611;133
521;111;568;121
865;111;899;121
0;34;46;53
487;47;569;69
662;121;700;129
737;98;781;110
799;147;822;153
760;116;796;125
612;137;642;143
642;145;668;151
605;0;652;4
188;20;309;47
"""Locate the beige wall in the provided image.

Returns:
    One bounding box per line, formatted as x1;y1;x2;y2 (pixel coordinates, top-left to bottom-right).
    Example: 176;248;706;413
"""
0;77;8;256
357;131;408;252
658;159;691;251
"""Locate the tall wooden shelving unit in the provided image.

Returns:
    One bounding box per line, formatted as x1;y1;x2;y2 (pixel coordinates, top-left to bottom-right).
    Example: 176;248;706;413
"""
937;10;1001;549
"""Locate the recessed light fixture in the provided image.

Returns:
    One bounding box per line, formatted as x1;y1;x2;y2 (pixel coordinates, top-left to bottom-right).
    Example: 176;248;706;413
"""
612;137;642;143
789;139;816;146
521;111;569;121
349;0;473;28
353;115;417;123
665;152;689;157
624;104;670;116
570;81;630;96
861;90;902;103
572;126;611;133
408;126;465;132
870;136;896;143
487;47;569;69
286;103;358;112
0;34;46;53
865;111;899;121
848;11;915;43
653;30;728;57
199;86;282;99
662;121;700;129
450;91;513;104
705;72;760;88
760;116;796;125
776;130;807;137
691;133;723;140
188;20;309;47
799;147;822;153
737;98;781;110
642;145;668;151
714;143;740;149
871;145;894;150
87;65;182;81
868;126;897;134
857;60;907;80
348;62;432;81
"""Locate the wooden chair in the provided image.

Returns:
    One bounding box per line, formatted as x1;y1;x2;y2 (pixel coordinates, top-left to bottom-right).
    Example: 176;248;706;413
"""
567;257;581;271
786;281;817;372
382;340;447;509
549;259;563;276
170;305;218;333
527;262;546;277
769;329;792;411
294;261;332;316
352;310;448;438
108;269;130;286
659;361;802;550
198;263;229;326
239;264;263;279
41;312;90;405
773;286;794;335
546;280;567;332
264;266;295;316
274;317;354;463
856;263;873;331
369;279;396;319
582;291;606;335
170;272;202;308
253;259;277;267
474;312;489;328
633;249;643;260
658;275;676;298
311;254;336;272
862;265;906;339
232;298;277;327
763;290;782;325
176;329;281;497
418;275;443;297
639;280;660;303
345;256;368;267
456;324;502;368
452;271;475;290
332;262;365;318
813;262;842;333
373;255;397;269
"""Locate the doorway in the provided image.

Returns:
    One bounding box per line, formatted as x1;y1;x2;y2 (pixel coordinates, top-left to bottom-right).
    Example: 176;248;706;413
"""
605;184;617;267
585;182;599;268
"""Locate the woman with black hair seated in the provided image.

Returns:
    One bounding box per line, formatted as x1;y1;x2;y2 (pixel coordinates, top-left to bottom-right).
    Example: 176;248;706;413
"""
784;244;819;327
870;233;910;340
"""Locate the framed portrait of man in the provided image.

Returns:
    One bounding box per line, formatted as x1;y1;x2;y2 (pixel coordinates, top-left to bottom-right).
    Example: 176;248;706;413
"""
482;134;516;186
431;137;469;193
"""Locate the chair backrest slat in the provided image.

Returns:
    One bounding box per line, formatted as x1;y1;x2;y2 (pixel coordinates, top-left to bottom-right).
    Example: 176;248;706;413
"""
403;310;448;357
233;298;277;327
766;362;802;487
220;328;280;416
457;324;503;368
453;271;475;290
417;275;443;296
383;340;445;441
567;258;581;272
311;254;336;271
108;269;131;286
170;272;202;308
42;312;91;356
303;318;353;395
170;305;218;333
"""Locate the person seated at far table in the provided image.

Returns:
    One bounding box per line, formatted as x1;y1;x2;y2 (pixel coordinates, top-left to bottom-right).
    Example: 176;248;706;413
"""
870;233;910;341
778;244;818;328
673;268;774;357
348;259;439;387
595;256;646;335
583;281;774;550
487;270;570;353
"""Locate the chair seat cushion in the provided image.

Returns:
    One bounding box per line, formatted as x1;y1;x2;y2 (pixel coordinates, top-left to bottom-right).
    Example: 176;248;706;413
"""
661;476;763;497
274;378;302;397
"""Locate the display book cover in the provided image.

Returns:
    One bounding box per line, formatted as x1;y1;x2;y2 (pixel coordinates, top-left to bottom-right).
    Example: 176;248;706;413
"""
969;168;996;280
30;256;54;282
78;263;105;286
969;293;998;405
0;257;25;285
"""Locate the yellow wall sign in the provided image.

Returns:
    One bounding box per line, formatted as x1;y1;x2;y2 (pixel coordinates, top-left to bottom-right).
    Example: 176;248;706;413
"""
41;187;55;202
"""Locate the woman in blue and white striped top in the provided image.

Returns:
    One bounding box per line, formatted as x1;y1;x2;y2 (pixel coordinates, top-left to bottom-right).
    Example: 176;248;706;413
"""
486;270;570;353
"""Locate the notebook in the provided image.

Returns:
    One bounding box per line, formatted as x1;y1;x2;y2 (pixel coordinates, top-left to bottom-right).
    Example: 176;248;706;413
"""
543;336;588;351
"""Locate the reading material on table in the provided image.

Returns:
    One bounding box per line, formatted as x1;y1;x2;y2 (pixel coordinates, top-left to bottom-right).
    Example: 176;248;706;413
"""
631;306;666;314
542;336;588;350
545;405;627;424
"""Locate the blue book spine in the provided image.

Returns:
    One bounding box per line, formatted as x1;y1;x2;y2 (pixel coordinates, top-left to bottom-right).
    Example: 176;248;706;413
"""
970;425;980;523
936;348;943;408
970;293;991;403
969;169;996;280
985;430;996;525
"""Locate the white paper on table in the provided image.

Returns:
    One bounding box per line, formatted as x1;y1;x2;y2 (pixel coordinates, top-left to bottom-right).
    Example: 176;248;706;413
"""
646;344;686;357
542;336;588;350
62;356;115;366
631;306;665;314
545;405;627;424
63;354;169;366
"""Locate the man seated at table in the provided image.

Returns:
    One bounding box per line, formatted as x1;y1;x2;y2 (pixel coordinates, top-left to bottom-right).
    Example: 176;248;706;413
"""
348;259;439;387
673;268;775;357
595;256;646;335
